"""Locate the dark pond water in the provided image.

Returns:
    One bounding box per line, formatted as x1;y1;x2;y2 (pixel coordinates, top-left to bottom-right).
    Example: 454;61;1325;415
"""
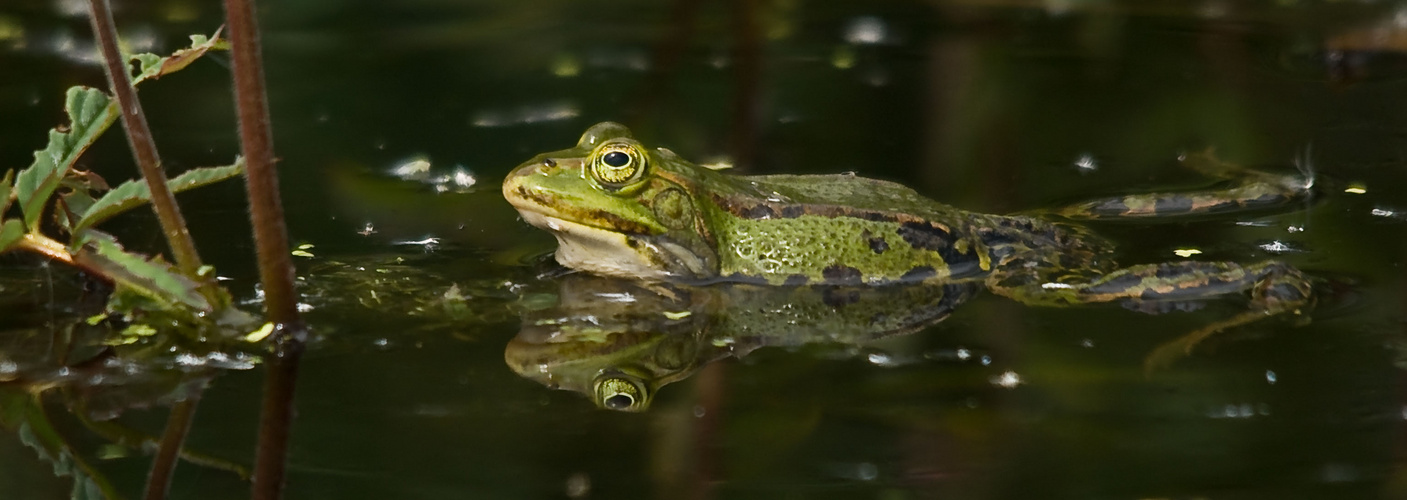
3;0;1407;498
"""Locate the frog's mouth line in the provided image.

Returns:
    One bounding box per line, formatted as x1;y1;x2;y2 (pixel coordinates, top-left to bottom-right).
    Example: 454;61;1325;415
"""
507;189;655;235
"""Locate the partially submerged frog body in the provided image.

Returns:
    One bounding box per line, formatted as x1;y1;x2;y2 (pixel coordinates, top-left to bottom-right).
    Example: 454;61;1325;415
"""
502;122;1315;349
505;275;975;411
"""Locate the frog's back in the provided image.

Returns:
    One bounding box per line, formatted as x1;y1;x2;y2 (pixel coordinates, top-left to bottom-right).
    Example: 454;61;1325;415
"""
702;174;996;285
744;174;963;220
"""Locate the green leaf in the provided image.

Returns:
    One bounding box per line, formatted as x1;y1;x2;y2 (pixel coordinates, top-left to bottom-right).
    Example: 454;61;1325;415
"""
0;169;13;217
73;160;244;232
13;87;117;231
73;237;211;312
130;30;230;85
0;220;22;253
131;52;163;82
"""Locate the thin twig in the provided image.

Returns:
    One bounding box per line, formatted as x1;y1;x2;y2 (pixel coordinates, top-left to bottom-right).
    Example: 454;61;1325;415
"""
85;0;203;276
221;0;305;498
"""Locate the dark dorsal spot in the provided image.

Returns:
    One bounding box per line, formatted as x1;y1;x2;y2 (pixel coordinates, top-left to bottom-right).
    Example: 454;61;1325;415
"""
822;264;863;285
742;204;776;219
862;211;888;222
900;266;937;282
868;237;889;254
822;288;861;308
783;274;810;286
896;221;953;252
861;229;889;254
723;272;770;285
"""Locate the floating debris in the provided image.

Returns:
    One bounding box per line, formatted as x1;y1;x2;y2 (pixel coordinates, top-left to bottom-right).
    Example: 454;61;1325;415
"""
1257;240;1304;254
1073;153;1098;172
843;16;889;44
991;370;1024;388
472;102;579;127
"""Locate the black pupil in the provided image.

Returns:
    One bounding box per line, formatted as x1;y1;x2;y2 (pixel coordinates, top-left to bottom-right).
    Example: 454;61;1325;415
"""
602;151;630;167
604;394;634;409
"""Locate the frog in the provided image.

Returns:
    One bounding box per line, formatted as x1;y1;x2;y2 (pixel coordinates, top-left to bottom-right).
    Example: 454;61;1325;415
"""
502;122;1316;352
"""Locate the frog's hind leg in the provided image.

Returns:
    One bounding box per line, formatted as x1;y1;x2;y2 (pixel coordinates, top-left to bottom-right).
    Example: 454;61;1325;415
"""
992;259;1314;366
1047;149;1314;220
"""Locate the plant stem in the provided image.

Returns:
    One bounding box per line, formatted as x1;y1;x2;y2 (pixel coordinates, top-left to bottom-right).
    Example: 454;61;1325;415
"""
221;0;305;498
143;396;202;500
85;0;203;277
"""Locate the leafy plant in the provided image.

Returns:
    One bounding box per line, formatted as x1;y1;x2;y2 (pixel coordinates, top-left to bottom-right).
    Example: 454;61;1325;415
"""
0;33;247;323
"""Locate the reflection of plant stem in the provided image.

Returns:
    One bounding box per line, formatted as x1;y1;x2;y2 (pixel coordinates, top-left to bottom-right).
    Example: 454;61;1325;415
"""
222;0;305;498
69;394;252;480
84;0;204;278
143;396;202;500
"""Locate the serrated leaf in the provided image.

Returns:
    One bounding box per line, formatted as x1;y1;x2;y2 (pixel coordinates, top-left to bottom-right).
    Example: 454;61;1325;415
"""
131;29;229;85
74;238;211;312
14;87;117;232
74;160;244;232
0;219;23;253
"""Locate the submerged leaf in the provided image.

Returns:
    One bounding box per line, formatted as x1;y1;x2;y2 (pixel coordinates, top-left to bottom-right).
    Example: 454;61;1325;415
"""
14;87;116;231
74;161;244;232
74;238;211;312
0;392;121;500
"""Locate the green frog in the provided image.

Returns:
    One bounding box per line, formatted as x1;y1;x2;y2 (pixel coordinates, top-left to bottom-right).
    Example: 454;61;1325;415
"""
502;122;1315;348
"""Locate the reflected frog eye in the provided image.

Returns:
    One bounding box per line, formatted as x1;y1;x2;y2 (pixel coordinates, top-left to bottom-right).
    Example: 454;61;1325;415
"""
593;375;648;412
590;142;646;190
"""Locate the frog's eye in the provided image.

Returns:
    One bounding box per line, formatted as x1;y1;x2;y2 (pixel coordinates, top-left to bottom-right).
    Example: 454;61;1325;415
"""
593;374;649;412
590;142;647;190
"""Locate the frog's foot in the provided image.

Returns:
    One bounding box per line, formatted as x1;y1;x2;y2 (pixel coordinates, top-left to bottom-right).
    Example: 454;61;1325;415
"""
992;260;1313;367
1045;149;1313;220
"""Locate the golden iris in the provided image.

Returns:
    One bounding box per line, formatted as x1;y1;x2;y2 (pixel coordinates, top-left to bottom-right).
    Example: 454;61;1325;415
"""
590;142;645;188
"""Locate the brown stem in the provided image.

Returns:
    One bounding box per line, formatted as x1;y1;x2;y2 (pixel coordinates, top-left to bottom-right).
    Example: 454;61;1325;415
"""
14;233;75;265
85;0;203;276
143;396;202;500
221;0;305;498
222;1;298;327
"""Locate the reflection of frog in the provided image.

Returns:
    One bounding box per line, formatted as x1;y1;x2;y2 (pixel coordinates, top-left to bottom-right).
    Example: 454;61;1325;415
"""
503;122;1315;344
505;275;975;411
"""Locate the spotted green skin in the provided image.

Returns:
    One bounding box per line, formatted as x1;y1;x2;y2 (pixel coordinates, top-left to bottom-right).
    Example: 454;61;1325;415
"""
503;122;1314;330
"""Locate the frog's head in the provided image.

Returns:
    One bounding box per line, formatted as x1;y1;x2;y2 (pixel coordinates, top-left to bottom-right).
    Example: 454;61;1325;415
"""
503;122;720;281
